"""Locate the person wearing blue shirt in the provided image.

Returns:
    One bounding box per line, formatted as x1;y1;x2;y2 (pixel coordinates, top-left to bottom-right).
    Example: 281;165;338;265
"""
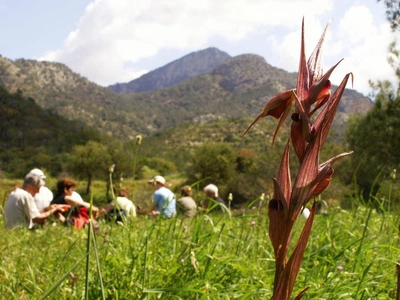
148;175;176;218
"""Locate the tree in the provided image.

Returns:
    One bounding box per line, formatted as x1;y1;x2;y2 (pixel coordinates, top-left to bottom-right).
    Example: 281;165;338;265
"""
378;0;400;31
141;157;177;175
346;95;400;198
69;141;112;194
351;1;400;198
106;140;134;180
187;143;236;189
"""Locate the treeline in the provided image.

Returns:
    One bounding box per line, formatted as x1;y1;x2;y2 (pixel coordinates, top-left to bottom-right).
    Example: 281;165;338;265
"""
1;84;399;207
0;86;103;178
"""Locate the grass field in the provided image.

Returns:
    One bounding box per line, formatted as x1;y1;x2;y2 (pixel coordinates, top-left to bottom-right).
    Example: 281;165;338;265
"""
0;198;399;299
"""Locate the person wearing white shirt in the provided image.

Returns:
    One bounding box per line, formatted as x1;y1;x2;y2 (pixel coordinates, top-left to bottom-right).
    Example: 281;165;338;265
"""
4;173;62;229
28;168;53;211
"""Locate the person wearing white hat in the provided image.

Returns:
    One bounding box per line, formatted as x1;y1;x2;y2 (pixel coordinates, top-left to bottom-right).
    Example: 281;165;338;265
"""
4;172;63;229
147;175;176;218
28;168;53;212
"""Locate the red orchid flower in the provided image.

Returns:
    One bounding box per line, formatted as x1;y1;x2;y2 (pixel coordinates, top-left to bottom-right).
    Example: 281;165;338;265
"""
245;18;353;300
243;89;295;146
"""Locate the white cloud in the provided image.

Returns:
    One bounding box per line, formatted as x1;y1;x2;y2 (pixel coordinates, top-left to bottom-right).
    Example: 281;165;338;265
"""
37;0;398;96
38;0;332;86
326;5;397;95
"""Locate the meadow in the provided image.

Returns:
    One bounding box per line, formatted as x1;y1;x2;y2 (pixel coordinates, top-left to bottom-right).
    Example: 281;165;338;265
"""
0;187;399;299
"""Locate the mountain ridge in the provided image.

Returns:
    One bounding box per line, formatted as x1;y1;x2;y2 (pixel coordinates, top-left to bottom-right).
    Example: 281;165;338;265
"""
108;47;231;93
0;48;373;140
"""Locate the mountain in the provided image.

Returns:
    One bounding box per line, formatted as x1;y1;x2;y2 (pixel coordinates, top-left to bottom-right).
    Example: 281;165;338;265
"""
212;54;297;92
0;50;373;141
108;47;231;93
0;55;145;139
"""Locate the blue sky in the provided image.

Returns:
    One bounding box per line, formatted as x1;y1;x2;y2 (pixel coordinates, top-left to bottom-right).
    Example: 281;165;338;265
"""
0;0;398;96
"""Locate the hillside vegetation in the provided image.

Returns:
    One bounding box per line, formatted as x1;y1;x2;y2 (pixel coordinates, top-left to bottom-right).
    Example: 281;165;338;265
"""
0;48;372;140
0;86;104;178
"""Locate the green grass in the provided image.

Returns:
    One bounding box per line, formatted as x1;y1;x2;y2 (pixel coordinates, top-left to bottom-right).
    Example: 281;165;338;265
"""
0;203;399;299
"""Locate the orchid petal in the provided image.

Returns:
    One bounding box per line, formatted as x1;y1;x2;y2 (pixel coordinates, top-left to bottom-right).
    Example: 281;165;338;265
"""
307;20;331;85
296;18;310;108
313;72;353;149
268;140;292;282
309;81;331;116
294;286;311;300
319;151;354;171
268;178;292;284
308;168;333;199
290;121;322;219
243;89;294;139
290;118;307;163
293;92;313;143
268;196;287;256
270;97;293;146
277;140;292;205
268;198;291;291
273;203;316;299
308;151;353;198
308;59;343;115
290;93;314;162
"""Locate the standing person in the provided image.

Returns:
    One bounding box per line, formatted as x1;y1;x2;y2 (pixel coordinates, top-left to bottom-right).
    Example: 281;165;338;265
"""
147;175;176;218
177;185;197;218
4;173;62;229
203;184;226;210
28;168;53;211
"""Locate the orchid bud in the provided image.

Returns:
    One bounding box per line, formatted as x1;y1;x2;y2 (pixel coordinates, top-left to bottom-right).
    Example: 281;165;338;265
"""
260;193;265;202
228;193;233;202
136;135;142;145
109;164;115;173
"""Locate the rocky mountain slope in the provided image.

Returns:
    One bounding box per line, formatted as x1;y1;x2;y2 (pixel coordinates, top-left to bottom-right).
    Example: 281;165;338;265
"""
0;49;373;140
108;47;231;93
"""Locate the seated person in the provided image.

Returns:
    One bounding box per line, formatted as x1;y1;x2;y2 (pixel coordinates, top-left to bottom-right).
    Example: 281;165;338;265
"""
4;173;63;229
177;185;197;218
71;190;84;203
146;175;176;218
51;178;99;228
102;187;136;221
203;184;226;210
28;168;53;211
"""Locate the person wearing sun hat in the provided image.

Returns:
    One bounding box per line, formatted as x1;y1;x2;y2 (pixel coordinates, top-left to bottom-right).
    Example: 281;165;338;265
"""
4;172;63;229
28;168;54;211
147;175;176;218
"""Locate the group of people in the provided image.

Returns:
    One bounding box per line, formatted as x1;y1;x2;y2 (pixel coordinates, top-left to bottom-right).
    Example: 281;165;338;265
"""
3;169;100;229
145;175;226;218
3;169;227;230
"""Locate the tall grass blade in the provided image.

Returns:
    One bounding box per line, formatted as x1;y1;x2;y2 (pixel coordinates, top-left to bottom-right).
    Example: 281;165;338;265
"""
39;249;94;300
355;261;374;299
90;219;105;299
142;234;149;293
85;215;91;299
352;206;373;273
